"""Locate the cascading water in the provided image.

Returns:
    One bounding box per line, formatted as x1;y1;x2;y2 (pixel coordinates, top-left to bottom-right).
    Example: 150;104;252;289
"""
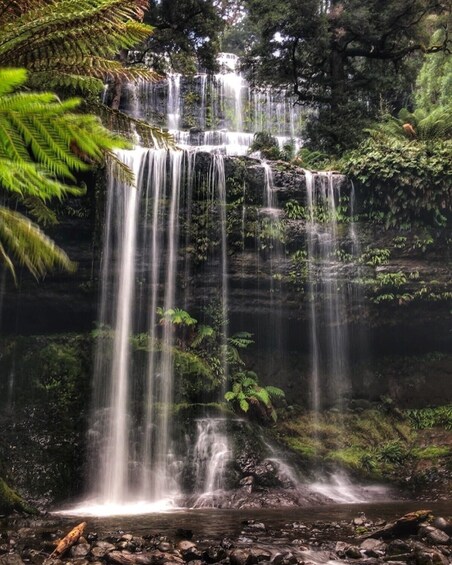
305;171;354;409
67;53;380;515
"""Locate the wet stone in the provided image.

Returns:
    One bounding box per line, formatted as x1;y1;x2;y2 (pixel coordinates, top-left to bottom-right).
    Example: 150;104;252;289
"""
229;549;249;565
432;518;452;536
387;540;413;556
176;542;196;553
158;544;173;553
345;546;362;559
70;544;90;559
418;526;450;546
202;547;226;563
0;556;25;565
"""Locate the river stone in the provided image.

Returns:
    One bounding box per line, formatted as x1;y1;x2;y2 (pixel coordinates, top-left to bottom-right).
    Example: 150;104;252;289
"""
251;548;272;563
387;540;413;556
415;549;449;565
158;544;173;553
418;526;450;545
360;538;387;558
229;549;249;565
0;556;25;565
70;545;91;558
432;518;452;535
345;546;362;559
202;547;226;563
177;542;196;552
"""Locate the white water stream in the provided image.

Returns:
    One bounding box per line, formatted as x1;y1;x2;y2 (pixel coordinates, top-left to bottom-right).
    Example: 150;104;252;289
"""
61;54;376;516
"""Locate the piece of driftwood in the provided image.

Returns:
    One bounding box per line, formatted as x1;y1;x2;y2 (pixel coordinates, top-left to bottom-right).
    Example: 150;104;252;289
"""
50;522;87;558
361;510;432;540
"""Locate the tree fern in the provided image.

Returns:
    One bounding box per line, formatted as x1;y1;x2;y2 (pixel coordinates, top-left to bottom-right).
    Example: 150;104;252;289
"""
0;207;75;283
0;0;173;149
0;68;130;279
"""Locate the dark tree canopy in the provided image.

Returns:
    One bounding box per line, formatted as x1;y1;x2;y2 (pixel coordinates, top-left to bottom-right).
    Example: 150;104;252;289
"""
243;0;450;150
143;0;228;72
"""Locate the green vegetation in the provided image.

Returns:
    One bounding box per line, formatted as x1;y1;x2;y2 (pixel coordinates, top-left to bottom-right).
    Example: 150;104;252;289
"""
405;406;452;430
244;0;448;152
0;68;130;281
225;370;285;423
276;408;415;478
0;478;34;515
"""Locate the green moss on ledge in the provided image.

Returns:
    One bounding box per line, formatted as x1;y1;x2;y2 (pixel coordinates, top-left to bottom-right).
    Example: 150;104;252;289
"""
0;478;35;515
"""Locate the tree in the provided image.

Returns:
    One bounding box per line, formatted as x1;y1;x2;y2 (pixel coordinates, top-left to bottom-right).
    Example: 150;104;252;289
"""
0;0;172;146
0;68;129;281
415;27;452;112
140;0;226;73
243;0;450;151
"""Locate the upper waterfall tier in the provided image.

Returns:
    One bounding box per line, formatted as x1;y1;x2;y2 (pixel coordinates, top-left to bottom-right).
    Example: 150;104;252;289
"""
119;57;306;156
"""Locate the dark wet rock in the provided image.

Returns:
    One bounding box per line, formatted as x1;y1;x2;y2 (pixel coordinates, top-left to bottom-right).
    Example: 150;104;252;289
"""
86;532;98;543
179;546;202;562
0;546;9;555
432;518;452;536
360;538;387;557
202;547;226;563
220;540;234;551
229;549;249;565
0;556;25;565
418;526;450;545
158;544;173;553
176;542;196;553
415;548;449;565
345;546;362;559
272;552;297;565
70;544;90;558
91;542;116;558
387;540;413;556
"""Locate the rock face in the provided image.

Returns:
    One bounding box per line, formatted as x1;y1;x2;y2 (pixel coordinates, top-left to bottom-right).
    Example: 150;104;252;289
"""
0;155;451;507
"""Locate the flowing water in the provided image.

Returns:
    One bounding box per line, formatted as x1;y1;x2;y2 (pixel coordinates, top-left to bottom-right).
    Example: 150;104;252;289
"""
72;55;376;515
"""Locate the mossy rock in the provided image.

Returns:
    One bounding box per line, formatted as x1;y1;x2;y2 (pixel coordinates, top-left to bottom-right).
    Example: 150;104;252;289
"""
0;478;35;515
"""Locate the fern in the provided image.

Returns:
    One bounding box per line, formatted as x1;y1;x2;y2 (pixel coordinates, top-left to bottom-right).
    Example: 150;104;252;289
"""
0;67;130;279
0;0;173;149
0;206;75;282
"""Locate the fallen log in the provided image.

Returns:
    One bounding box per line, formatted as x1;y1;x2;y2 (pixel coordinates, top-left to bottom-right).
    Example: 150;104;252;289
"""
361;510;432;540
50;522;87;558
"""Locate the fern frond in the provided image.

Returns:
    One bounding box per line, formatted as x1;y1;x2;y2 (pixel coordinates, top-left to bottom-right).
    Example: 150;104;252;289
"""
23;196;59;225
0;206;75;281
94;102;173;149
0;0;156;93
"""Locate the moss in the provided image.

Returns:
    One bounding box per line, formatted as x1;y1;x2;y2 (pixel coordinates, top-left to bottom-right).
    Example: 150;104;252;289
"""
0;478;35;515
276;406;415;480
412;446;451;459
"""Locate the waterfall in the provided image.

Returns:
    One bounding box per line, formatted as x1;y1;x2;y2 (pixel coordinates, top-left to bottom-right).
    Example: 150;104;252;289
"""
305;171;358;409
127;59;305;154
192;419;231;498
66;53;371;516
168;74;181;131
